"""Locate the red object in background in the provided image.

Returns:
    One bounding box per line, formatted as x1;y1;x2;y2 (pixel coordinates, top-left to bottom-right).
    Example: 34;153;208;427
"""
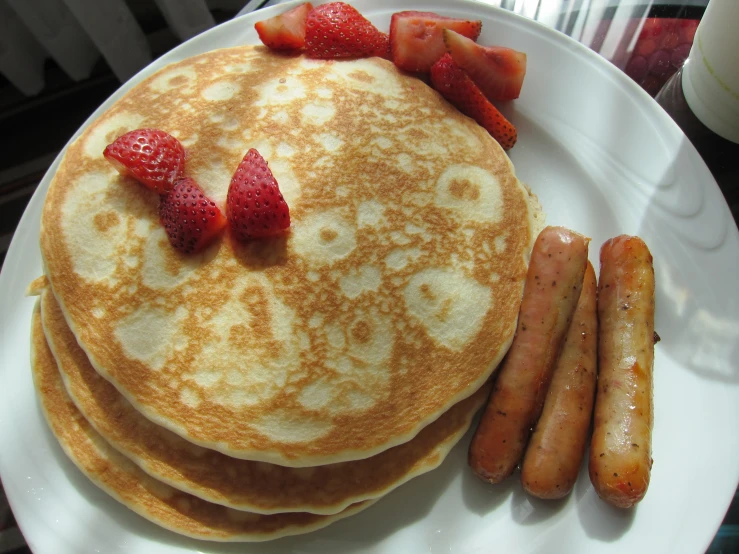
625;17;699;96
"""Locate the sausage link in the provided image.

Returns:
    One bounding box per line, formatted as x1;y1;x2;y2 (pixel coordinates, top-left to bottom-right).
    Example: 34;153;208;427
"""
469;226;590;484
589;235;655;508
521;260;598;499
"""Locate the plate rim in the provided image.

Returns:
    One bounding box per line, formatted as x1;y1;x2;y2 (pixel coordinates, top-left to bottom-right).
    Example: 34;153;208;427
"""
1;1;738;553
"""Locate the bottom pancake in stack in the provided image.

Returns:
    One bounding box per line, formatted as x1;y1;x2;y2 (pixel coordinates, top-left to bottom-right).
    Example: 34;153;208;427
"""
31;284;491;541
30;300;373;541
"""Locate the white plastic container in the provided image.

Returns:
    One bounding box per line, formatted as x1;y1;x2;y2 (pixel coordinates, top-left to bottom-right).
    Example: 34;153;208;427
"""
681;0;739;143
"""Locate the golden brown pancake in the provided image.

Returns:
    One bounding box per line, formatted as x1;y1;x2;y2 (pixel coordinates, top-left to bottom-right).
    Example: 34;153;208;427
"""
29;300;372;542
40;46;542;465
39;286;489;515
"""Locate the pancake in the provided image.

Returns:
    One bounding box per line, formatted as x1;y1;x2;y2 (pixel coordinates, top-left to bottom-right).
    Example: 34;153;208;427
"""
29;301;372;542
39;285;489;515
40;45;542;466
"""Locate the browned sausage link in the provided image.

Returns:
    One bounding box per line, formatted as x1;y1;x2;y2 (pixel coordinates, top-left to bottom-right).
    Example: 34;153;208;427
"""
469;226;590;484
521;260;598;499
589;235;655;508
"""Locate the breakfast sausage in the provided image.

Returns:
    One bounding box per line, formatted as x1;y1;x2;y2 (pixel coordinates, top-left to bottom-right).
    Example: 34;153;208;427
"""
589;235;655;508
521;260;598;499
469;226;590;484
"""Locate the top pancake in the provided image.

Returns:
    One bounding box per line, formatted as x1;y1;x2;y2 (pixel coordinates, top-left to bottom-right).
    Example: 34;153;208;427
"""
40;45;542;466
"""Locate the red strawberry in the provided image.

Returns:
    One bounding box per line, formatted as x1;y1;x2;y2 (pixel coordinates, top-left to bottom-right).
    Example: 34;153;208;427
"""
430;54;517;150
227;149;290;240
444;29;527;101
158;178;227;254
255;2;313;51
304;2;389;59
678;19;698;45
390;11;482;73
103;129;185;194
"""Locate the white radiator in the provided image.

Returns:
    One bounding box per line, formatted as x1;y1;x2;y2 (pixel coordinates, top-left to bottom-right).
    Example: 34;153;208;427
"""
0;0;259;96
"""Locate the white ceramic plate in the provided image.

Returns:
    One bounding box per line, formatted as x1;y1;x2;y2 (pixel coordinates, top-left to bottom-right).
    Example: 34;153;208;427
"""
1;1;738;552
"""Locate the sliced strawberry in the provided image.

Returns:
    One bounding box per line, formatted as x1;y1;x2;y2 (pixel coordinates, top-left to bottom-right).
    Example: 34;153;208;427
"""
227;149;290;241
389;11;482;73
444;29;526;101
304;2;389;59
430;54;517;150
103;129;185;194
158;178;227;254
255;2;313;51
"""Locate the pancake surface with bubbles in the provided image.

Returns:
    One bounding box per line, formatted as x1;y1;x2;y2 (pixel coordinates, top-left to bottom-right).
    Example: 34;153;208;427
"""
39;285;490;515
29;301;372;542
40;45;542;466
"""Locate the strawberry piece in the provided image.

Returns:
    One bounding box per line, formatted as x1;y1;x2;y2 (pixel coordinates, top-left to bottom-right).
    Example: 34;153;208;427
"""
430;54;517;150
635;37;657;58
443;29;526;101
158;178;227;254
625;55;648;82
390;11;481;73
660;30;679;50
103;129;185;194
255;2;313;51
304;2;389;59
639;17;664;40
678;19;698;45
227;149;290;240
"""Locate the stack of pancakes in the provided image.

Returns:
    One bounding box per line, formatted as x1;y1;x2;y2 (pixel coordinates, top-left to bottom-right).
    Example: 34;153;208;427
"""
31;46;542;541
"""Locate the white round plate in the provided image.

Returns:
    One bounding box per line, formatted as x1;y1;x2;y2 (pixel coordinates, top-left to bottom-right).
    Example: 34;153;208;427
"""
1;1;738;552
